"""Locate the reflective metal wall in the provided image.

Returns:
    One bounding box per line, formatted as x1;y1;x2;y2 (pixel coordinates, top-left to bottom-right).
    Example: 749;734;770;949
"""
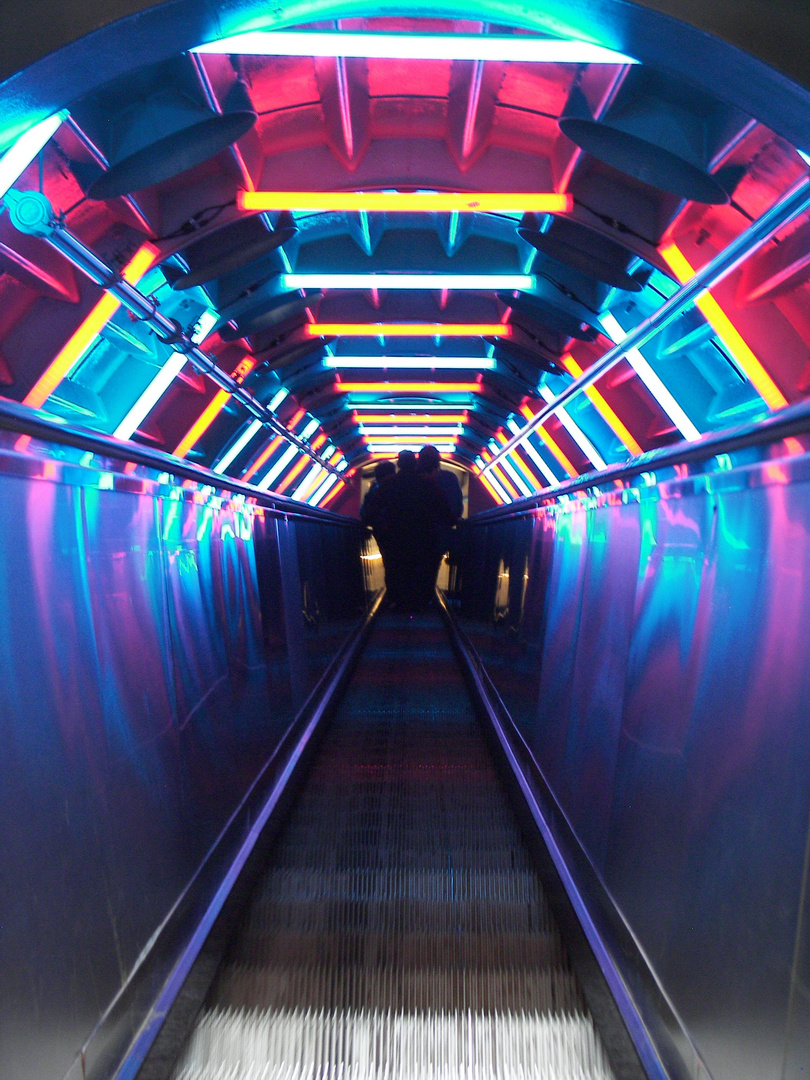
450;434;810;1080
0;431;370;1080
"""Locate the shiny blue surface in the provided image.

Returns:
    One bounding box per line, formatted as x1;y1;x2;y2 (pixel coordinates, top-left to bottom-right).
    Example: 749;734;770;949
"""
0;434;369;1080
452;436;810;1080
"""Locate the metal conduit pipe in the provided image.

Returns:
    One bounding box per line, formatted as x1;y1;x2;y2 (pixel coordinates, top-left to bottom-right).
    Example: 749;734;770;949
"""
482;172;810;477
2;189;342;476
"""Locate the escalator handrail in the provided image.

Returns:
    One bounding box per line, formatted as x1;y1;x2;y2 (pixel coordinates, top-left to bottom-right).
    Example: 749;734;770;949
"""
470;393;810;523
0;396;356;526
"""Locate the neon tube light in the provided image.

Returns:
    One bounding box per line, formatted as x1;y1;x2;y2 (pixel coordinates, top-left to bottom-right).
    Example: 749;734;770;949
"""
475;457;512;504
507;418;576;479
285;273;533;291
336;382;481;393
499;454;535;497
504;421;559;485
481;450;520;501
194;31;638;65
213;419;263;474
23;243;159;410
242;407;307;482
274;453;311;495
659;242;788;409
240;191;573;214
494;432;547;491
324;355;495;369
560;354;643;455
256;443;298;489
319;479;346;508
533;393;606;470
356;413;469;423
309;473;340;506
476;467;509;506
268;387;290;412
0;111;67;200
600;311;701;441
367;444;457;454
352;404;471;412
309;323;511;338
174;355;257;459
360;427;461;436
114;351;189;441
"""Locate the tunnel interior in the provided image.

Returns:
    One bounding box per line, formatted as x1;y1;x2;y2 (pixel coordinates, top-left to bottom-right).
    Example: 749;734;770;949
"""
2;4;810;1080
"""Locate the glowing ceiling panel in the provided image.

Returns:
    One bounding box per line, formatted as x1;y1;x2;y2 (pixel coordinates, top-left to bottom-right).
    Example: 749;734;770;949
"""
194;31;638;66
240;192;573;214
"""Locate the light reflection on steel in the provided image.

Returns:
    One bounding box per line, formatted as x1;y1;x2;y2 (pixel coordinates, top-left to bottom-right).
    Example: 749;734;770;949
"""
482;174;810;477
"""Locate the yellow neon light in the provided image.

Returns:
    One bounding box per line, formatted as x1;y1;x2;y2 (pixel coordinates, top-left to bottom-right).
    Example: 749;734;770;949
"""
173;356;257;459
476;467;508;506
320;479;346;507
242;435;284;482
481;449;520;501
23;243;160;410
560;354;643;456
659;242;788;410
519;406;578;477
275;453;311;495
494;431;543;490
239;191;573;214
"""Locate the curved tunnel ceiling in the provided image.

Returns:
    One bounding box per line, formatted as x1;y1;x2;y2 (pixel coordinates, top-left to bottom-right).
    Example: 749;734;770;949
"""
1;5;810;508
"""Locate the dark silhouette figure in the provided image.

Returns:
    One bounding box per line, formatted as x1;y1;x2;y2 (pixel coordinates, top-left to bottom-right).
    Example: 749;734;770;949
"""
418;444;463;596
360;459;396;587
375;450;454;611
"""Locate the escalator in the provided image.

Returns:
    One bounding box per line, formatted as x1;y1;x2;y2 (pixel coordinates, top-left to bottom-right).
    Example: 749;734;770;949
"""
164;611;632;1080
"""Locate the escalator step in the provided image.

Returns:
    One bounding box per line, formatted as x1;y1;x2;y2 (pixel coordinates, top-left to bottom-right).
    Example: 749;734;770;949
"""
169;614;616;1080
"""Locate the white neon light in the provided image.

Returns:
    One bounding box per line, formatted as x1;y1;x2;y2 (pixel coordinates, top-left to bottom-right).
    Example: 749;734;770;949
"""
300;418;321;439
309;473;341;505
257;443;298;489
193;31;638;66
479;466;512;504
367;443;457;454
537;385;606;469
114;352;188;440
213;419;263;474
291;463;325;500
191;309;220;343
600;312;701;442
799;150;810;167
284;273;533;291
0;111;67;200
360;426;462;436
498;454;534;497
352;402;472;411
114;310;220;441
268;387;290;411
506;418;559;485
325;355;495;369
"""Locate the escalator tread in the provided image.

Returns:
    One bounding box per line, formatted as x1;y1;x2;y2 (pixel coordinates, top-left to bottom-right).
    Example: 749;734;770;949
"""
170;613;616;1080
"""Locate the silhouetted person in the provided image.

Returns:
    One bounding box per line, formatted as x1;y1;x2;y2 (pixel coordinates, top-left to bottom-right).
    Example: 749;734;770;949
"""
360;459;396;588
418;444;463;596
376;450;454;611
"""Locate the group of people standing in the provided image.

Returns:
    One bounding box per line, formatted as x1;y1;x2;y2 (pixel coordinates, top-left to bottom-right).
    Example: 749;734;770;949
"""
361;446;463;613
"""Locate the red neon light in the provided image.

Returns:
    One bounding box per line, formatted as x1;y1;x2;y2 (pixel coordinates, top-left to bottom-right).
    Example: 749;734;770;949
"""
307;323;511;338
